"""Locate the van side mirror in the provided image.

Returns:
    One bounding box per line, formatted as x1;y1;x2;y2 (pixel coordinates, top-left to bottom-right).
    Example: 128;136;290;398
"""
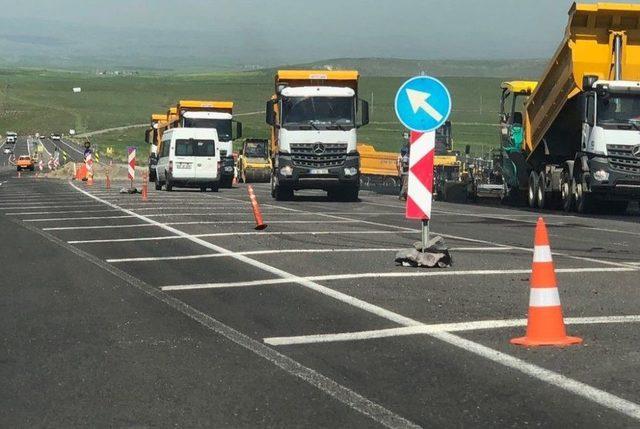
357;99;369;127
266;100;276;126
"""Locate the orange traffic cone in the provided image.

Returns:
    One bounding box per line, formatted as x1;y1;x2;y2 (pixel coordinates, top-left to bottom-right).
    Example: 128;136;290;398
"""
247;185;267;230
511;217;582;347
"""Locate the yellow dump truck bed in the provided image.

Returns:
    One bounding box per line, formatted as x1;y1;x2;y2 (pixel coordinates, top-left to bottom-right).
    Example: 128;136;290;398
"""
275;70;359;90
524;2;640;157
358;144;398;177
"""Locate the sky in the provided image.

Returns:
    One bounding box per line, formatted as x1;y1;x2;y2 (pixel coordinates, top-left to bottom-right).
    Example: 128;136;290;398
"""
0;0;612;69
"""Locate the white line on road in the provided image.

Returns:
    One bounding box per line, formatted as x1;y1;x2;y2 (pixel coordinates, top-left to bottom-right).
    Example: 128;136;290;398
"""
6;209;120;215
0;204;102;210
160;267;635;291
70;183;640;421
24;215;136;222
68;229;420;244
106;246;515;263
43;223;153;231
264;315;640;346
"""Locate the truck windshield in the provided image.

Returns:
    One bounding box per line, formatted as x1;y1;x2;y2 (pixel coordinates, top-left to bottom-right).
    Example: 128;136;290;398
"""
175;139;216;157
597;94;640;125
281;96;354;129
182;118;232;141
245;142;267;157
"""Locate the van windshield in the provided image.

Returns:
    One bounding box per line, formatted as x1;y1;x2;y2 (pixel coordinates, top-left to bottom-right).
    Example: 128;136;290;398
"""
175;139;216;157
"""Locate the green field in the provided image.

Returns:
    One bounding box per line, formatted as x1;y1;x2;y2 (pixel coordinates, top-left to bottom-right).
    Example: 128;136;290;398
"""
0;69;503;160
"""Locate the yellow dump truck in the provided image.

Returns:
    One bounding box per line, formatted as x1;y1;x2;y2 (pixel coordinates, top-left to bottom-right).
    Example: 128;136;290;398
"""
499;2;640;213
265;70;369;201
238;139;271;182
145;113;168;182
165;100;242;188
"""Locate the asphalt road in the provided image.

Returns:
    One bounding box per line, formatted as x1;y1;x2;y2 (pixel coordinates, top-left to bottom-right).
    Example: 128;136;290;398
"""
2;169;640;428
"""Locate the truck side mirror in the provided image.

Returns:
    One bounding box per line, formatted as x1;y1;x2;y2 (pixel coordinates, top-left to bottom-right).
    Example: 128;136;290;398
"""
584;94;595;127
357;99;370;127
235;121;243;139
265;100;276;126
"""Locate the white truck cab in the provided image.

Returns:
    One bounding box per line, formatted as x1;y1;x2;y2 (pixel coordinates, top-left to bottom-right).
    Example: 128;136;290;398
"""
266;70;369;201
581;78;640;190
155;128;221;192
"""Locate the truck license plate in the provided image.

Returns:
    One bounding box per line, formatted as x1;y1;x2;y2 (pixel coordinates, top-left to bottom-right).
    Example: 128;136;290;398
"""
310;169;328;175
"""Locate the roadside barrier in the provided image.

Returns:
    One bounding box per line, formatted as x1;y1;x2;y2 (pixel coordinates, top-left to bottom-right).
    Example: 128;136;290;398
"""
247;185;267;230
511;217;582;347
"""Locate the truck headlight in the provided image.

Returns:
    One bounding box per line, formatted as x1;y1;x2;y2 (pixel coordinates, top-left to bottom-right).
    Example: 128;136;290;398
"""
280;166;293;176
593;169;609;181
343;167;358;176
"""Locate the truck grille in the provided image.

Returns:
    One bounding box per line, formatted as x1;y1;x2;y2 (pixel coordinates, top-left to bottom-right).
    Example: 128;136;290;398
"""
607;144;640;174
290;143;348;168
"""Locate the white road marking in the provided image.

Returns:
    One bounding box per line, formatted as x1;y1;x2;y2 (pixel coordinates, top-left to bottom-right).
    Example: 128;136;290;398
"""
24;215;136;222
263;315;640;346
68;229;419;244
160;267;635;291
42;220;359;230
164;220;359;225
43;223;153;231
69;183;640;421
106;246;515;263
15;203;420;429
6;209;120;215
0;204;102;210
432;331;640;421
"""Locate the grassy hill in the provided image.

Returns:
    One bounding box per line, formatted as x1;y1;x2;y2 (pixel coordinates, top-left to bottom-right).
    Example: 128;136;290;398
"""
0;66;511;161
273;57;545;79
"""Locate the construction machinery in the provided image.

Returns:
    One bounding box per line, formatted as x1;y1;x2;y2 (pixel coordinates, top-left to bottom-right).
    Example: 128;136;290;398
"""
238;138;271;182
145;112;168;182
166;100;242;188
498;2;640;213
266;70;369;201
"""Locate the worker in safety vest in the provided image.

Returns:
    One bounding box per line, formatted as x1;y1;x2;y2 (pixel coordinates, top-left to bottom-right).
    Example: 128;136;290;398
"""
398;144;410;200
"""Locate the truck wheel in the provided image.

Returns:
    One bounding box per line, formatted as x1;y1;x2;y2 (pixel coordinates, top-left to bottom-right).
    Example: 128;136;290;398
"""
574;172;592;213
338;185;359;202
560;168;574;212
527;171;539;208
274;184;293;201
608;201;628;215
536;171;547;209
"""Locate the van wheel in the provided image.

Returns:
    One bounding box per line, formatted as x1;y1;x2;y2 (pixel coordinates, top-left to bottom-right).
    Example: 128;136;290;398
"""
527;171;538;209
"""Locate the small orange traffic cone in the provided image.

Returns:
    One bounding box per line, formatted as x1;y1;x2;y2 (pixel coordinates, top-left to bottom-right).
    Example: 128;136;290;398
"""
511;217;582;347
247;185;267;230
141;172;148;201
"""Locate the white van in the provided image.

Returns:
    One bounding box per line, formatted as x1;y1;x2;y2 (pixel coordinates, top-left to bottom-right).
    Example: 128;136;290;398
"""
155;128;221;192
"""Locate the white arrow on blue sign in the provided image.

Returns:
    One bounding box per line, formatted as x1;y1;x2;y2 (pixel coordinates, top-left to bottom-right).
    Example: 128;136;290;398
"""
394;76;452;133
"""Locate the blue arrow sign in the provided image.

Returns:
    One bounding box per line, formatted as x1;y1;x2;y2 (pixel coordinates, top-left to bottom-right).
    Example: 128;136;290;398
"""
394;76;452;133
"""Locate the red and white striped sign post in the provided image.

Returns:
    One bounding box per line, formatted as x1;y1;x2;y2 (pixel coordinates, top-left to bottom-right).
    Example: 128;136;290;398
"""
127;147;136;190
406;131;435;250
